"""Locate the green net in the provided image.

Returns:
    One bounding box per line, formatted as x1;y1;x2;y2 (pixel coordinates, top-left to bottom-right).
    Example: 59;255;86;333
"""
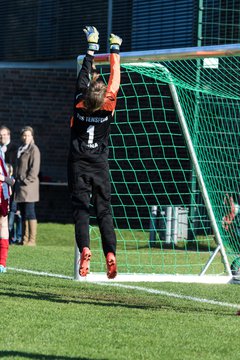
201;0;240;46
84;49;240;278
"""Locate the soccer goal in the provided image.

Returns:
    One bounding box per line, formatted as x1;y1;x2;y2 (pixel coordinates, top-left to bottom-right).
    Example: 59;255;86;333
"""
75;44;240;283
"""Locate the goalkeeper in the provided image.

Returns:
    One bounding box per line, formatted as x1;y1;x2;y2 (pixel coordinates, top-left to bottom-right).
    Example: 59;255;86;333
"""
68;26;122;279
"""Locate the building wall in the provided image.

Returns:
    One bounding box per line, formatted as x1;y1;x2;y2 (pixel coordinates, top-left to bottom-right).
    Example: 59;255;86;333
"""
0;0;129;60
0;0;199;61
36;184;72;223
0;63;76;223
131;0;197;50
0;63;75;182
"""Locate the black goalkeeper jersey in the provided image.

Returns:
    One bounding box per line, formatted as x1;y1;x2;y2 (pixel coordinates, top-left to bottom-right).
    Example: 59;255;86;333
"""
69;52;120;163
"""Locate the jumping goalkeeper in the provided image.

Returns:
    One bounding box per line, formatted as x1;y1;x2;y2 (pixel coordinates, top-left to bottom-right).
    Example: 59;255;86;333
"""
68;26;122;279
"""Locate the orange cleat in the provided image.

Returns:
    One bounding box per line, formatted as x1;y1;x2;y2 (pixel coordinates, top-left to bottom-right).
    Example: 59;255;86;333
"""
79;247;92;277
106;252;117;279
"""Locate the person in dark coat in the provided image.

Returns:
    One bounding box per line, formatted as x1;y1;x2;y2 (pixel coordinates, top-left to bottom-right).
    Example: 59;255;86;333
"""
0;125;17;165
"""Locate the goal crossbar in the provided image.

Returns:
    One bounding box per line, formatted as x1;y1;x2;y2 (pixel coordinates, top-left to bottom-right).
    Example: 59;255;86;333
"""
77;43;240;65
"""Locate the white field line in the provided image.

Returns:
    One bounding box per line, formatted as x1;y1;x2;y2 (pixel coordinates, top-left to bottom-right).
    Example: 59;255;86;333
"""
8;267;73;280
95;282;240;309
8;267;240;310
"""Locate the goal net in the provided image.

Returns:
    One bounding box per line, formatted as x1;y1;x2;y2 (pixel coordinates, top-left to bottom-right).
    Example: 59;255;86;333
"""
76;44;240;282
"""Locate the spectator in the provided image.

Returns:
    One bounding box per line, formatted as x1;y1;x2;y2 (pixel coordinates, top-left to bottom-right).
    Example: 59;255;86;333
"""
0;148;15;272
14;126;41;246
222;193;240;242
0;126;21;244
6;163;22;244
0;125;17;165
222;193;240;275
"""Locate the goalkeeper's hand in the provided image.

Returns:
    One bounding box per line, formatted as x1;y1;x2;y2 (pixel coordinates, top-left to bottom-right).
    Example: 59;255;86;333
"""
83;26;99;51
109;33;122;51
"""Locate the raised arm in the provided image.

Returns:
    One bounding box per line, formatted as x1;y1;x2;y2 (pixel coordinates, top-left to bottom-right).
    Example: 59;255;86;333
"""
102;33;122;113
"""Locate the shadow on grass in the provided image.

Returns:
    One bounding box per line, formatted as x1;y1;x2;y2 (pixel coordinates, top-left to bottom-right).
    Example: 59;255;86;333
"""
0;287;233;316
0;288;149;310
0;351;103;360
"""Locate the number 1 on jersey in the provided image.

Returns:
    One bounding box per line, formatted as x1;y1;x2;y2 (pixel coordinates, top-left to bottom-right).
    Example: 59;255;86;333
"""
87;125;95;145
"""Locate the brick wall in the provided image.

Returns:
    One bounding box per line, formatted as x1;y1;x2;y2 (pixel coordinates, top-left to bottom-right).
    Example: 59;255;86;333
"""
36;184;72;223
0;63;76;223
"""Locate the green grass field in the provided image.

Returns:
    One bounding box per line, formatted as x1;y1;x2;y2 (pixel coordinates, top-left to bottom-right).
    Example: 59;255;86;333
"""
1;223;240;360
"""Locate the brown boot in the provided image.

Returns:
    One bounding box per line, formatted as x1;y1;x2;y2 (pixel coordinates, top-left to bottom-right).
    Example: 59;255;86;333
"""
28;220;37;246
22;220;30;245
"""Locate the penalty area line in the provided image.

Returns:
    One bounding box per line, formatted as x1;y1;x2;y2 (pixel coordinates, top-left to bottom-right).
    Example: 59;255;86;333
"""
8;267;240;310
